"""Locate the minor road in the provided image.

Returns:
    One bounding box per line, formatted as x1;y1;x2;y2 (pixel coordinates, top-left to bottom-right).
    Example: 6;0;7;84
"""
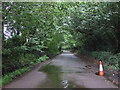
3;51;118;88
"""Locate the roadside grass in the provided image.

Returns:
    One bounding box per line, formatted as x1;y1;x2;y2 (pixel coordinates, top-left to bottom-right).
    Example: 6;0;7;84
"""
1;55;49;86
0;67;30;86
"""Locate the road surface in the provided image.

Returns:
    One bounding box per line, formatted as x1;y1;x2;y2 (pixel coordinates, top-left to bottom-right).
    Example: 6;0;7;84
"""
3;51;118;88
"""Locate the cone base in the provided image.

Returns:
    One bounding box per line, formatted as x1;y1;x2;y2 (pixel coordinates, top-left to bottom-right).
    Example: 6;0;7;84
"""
99;71;104;76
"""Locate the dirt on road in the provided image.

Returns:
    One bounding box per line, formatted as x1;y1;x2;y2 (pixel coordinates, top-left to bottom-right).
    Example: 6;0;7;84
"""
3;51;118;88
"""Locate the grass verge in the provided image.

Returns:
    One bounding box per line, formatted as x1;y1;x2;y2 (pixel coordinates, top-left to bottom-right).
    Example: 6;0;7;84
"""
1;55;49;86
0;67;30;86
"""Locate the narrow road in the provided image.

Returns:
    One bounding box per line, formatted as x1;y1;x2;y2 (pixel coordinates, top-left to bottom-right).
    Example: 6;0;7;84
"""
3;51;118;88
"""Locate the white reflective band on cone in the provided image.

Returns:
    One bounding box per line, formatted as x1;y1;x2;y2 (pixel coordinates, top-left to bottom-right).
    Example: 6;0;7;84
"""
99;64;103;71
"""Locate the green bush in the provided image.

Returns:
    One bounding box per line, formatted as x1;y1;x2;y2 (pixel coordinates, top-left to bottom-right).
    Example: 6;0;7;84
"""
90;51;119;70
91;51;112;61
115;53;120;63
1;55;49;86
19;53;36;66
37;55;49;62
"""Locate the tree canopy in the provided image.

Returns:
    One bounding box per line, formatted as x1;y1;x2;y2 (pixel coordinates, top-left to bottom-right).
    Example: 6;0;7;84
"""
2;2;120;74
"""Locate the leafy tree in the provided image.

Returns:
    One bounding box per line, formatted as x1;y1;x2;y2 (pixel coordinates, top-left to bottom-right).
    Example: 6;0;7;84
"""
2;2;119;74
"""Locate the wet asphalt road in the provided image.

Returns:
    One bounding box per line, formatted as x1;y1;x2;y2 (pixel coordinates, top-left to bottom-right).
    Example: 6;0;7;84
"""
3;51;118;88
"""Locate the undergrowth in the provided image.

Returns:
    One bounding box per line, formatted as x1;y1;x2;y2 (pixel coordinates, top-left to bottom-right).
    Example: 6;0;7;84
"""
1;67;30;86
91;51;120;71
1;55;49;86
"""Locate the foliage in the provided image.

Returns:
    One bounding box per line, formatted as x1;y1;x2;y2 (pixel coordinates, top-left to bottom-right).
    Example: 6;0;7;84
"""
66;2;120;53
37;55;49;62
91;51;112;61
2;52;35;74
1;67;30;86
2;2;64;75
2;2;120;82
91;51;119;70
1;54;49;86
19;54;36;66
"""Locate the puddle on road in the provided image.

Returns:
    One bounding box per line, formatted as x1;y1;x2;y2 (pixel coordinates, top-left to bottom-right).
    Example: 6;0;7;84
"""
39;64;62;88
38;64;81;88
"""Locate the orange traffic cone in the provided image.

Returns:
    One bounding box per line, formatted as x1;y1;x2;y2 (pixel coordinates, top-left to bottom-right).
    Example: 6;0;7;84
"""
99;60;104;76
